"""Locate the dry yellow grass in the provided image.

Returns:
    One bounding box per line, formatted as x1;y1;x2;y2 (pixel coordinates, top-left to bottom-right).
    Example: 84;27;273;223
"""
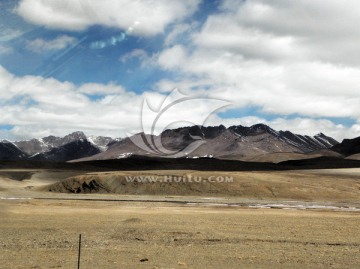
1;168;360;268
43;169;360;203
1;199;360;269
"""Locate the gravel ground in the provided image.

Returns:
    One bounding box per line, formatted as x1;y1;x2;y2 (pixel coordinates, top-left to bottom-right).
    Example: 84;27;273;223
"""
1;199;360;269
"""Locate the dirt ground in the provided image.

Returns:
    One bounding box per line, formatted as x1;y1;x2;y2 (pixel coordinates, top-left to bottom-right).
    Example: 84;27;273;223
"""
0;199;359;269
1;168;360;268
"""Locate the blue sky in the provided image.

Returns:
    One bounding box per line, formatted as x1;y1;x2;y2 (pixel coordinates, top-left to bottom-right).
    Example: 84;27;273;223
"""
1;0;360;140
0;0;218;88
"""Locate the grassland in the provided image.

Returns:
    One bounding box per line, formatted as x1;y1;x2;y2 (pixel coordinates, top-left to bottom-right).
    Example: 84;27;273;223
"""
1;168;360;268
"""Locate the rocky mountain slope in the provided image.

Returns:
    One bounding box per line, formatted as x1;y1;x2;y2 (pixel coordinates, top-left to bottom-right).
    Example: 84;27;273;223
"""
77;124;340;161
0;124;345;162
29;140;101;162
0;132;117;162
13;131;114;155
0;140;28;160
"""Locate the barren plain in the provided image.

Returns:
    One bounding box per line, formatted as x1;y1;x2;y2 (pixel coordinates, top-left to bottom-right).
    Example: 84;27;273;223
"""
1;168;360;268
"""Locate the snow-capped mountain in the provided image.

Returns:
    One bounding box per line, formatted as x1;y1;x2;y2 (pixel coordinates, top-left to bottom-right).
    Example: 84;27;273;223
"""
0;124;344;162
0;132;118;162
13;131;87;156
13;132;117;156
0;140;28;160
77;124;340;161
86;135;117;152
29;139;101;162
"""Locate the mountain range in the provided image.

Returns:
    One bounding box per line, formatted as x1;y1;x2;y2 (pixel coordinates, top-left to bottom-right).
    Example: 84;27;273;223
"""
0;131;117;161
0;124;359;163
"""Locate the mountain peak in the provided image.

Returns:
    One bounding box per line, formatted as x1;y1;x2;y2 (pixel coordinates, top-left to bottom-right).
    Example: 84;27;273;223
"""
0;124;343;162
64;131;87;140
251;123;270;129
86;135;116;151
229;123;277;136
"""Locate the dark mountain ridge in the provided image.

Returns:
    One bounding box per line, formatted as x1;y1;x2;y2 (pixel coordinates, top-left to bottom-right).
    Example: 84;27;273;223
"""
0;124;350;162
331;136;360;156
29;139;101;162
0;141;28;160
76;124;340;161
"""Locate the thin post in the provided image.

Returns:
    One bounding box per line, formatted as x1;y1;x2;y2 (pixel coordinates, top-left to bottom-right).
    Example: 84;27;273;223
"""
77;234;82;269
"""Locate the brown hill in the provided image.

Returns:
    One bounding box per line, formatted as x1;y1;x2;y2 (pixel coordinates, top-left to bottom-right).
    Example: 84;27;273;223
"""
43;169;360;202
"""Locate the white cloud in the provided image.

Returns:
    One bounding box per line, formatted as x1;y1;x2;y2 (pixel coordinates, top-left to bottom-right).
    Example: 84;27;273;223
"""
4;0;360;141
217;0;360;65
193;16;307;62
189;0;360;65
16;0;201;36
157;49;360;119
0;45;13;55
120;49;148;63
120;49;158;69
77;82;127;95
0;63;358;141
26;35;77;53
164;22;197;46
0;65;227;140
154;0;360;140
158;45;187;70
0;65;142;139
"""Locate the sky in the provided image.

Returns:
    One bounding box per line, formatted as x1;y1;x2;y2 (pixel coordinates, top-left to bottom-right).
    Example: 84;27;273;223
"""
1;0;360;141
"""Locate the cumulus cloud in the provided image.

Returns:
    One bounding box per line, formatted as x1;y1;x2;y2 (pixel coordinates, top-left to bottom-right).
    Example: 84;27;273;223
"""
215;0;360;65
158;45;187;70
191;0;360;64
0;62;358;141
26;35;78;53
4;0;360;141
154;0;360;140
158;49;360;118
16;0;201;36
0;66;226;140
193;16;306;62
